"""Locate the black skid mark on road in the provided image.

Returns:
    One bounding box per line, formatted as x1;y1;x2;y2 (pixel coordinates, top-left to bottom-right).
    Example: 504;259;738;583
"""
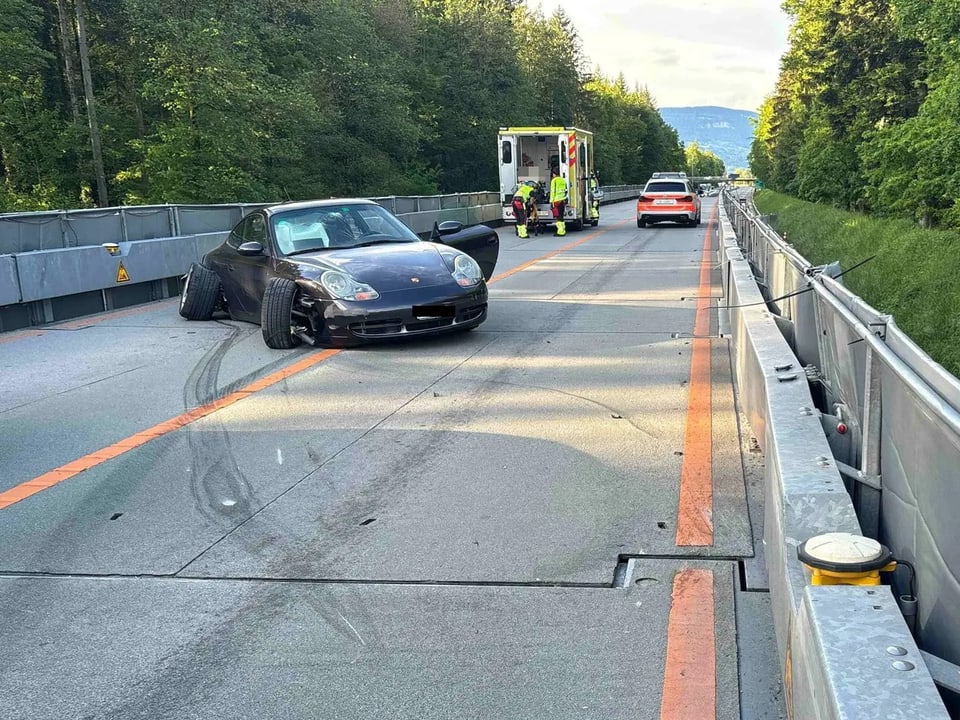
93;581;383;720
182;324;258;524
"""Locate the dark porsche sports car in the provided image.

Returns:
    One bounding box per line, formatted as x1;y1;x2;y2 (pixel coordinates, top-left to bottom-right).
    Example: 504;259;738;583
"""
179;199;500;348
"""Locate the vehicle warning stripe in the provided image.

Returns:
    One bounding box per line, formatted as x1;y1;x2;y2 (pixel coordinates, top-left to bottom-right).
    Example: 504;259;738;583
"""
659;568;717;720
2;218;623;511
675;205;717;546
0;348;341;510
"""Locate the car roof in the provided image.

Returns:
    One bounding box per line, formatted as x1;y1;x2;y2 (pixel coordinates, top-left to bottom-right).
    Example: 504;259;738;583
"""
651;172;687;179
262;198;378;215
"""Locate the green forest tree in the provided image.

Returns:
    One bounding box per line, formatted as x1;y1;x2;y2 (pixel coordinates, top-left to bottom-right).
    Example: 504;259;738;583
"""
0;0;85;208
0;0;685;209
577;73;684;185
859;0;960;226
685;142;725;177
753;0;950;225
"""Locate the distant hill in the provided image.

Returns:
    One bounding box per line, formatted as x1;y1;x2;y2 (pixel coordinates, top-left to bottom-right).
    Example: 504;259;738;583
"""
659;106;758;172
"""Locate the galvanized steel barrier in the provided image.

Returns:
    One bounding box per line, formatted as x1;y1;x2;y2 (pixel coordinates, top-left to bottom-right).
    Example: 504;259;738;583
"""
0;187;641;331
719;188;955;718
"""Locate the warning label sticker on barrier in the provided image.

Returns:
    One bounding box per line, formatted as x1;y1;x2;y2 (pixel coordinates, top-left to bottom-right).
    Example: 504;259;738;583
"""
116;262;130;283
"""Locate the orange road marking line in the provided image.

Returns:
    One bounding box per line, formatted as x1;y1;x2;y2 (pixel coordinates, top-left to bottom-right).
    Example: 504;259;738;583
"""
676;205;718;546
0;348;341;510
488;219;631;284
659;568;717;720
1;218;625;510
0;329;44;344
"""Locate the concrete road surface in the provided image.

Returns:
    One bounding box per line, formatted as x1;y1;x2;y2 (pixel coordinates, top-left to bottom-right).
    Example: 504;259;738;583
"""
0;199;784;720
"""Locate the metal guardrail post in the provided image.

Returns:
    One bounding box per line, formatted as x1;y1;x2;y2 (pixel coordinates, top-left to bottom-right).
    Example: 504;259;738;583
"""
59;212;70;249
858;345;883;539
119;208;129;242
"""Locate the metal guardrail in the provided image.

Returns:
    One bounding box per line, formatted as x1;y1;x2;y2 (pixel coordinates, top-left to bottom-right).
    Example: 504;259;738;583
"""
719;188;955;718
0;193;507;254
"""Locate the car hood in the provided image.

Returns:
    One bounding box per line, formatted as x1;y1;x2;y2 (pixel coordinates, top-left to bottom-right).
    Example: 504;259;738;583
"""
289;243;458;292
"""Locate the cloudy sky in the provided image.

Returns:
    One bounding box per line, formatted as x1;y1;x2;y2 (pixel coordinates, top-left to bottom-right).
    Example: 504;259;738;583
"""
532;0;793;111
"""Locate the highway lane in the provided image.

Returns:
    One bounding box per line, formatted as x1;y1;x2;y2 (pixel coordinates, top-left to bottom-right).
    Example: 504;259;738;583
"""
0;198;780;719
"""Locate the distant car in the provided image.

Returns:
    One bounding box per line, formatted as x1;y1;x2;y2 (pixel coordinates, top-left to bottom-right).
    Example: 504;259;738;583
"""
636;178;702;228
179;199;499;348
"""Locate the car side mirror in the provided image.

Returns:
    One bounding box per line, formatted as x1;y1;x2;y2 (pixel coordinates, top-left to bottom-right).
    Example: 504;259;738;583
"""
437;221;463;236
237;241;265;256
431;220;463;242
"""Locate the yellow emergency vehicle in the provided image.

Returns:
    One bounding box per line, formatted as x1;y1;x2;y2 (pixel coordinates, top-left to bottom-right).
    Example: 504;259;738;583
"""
498;127;597;231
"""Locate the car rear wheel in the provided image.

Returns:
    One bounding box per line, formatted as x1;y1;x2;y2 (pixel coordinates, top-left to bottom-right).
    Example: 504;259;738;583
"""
261;278;303;349
637;219;645;228
179;263;221;321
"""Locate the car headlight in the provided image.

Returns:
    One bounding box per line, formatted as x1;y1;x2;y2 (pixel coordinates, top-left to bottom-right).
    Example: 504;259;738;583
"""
452;254;482;287
320;270;379;301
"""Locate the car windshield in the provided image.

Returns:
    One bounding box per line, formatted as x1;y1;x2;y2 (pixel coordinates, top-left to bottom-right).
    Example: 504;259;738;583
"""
271;204;420;255
645;182;687;193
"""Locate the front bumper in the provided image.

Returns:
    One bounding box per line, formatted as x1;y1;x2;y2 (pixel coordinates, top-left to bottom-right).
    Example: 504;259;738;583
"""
322;286;488;345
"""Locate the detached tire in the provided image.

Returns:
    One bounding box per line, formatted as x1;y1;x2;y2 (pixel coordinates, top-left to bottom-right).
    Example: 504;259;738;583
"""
179;263;220;321
261;278;302;349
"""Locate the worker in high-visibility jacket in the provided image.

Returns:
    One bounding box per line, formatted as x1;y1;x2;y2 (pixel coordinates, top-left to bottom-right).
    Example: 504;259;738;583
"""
589;173;602;222
511;181;537;238
550;168;568;236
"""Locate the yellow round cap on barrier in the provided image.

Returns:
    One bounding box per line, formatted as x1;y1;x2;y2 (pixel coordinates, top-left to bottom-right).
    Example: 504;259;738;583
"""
798;532;896;586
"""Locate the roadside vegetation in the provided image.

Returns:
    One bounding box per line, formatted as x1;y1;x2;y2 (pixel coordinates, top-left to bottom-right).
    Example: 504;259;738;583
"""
685;143;725;178
754;189;960;376
0;0;686;210
750;1;960;232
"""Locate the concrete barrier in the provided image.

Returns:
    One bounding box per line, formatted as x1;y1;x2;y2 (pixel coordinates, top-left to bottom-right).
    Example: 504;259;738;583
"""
0;255;20;305
17;237;191;303
718;201;950;719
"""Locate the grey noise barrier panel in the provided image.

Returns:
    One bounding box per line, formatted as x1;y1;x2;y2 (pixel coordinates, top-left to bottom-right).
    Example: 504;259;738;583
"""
718;198;950;719
0;188;641;332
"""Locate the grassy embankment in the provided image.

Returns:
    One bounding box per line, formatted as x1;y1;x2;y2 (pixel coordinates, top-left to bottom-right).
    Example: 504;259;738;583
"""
752;190;960;377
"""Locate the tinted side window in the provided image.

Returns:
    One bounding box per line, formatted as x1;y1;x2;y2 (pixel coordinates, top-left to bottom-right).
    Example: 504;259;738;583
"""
227;216;251;248
243;214;267;243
